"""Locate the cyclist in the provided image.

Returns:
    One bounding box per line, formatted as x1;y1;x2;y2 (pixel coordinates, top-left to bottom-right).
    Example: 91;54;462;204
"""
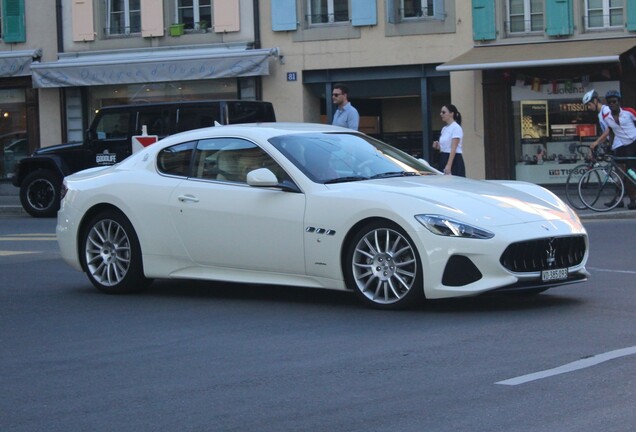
590;90;636;209
583;89;622;206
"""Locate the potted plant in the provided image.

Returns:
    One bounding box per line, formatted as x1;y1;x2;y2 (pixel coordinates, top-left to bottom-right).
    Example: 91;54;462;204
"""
169;23;185;36
197;20;208;32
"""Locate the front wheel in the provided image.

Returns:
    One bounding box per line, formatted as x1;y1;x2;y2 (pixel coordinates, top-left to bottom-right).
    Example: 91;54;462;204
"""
344;221;423;309
20;169;61;218
81;210;151;294
565;163;591;210
578;166;624;212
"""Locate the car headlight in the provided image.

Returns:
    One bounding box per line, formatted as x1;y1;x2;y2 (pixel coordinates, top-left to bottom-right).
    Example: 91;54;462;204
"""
415;214;494;239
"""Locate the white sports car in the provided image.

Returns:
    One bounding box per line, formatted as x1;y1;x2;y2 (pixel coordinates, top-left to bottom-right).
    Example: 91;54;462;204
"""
57;123;589;309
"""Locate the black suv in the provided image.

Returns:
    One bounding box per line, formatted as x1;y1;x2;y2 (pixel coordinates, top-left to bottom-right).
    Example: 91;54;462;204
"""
13;100;276;217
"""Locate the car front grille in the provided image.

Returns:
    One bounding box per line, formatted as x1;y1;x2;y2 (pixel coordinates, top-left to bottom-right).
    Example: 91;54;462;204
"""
500;236;586;273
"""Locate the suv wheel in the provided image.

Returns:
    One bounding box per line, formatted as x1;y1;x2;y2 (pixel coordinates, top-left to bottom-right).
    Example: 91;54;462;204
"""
20;170;61;218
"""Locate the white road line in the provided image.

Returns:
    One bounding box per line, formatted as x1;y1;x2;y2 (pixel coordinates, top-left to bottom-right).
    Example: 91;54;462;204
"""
496;346;636;386
0;251;40;256
587;266;636;275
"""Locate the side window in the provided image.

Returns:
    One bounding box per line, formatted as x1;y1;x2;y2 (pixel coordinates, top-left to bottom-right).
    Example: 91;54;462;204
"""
176;0;212;31
105;0;141;36
157;141;196;177
192;138;284;183
176;105;221;132
136;108;172;138
94;111;131;139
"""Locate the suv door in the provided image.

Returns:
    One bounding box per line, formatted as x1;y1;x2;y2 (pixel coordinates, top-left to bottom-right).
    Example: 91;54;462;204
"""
88;110;134;166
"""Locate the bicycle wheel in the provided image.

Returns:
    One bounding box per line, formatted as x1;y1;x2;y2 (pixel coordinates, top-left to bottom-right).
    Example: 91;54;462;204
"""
578;166;624;212
565;163;591;210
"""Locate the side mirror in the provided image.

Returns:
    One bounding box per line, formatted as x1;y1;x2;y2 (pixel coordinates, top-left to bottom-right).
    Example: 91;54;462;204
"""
246;168;279;187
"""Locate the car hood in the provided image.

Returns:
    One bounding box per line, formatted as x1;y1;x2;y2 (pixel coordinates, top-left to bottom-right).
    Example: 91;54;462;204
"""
328;175;579;228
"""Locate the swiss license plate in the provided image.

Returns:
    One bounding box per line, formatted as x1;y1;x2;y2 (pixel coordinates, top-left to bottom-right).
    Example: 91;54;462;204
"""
541;268;568;282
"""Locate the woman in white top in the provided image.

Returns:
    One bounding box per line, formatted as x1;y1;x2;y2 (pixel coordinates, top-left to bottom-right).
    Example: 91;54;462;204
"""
433;104;465;177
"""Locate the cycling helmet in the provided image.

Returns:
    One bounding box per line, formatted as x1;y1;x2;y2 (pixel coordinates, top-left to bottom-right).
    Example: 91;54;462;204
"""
605;89;622;99
582;89;597;104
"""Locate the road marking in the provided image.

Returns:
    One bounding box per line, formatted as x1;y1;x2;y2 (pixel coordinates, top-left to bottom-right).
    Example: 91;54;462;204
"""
496;346;636;386
0;251;40;256
0;234;56;256
587;266;636;275
0;233;57;241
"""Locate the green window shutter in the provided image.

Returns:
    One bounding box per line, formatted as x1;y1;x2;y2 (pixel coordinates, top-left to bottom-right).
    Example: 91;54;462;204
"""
472;0;496;41
545;0;573;36
352;0;377;26
2;0;26;43
271;0;297;31
627;0;636;31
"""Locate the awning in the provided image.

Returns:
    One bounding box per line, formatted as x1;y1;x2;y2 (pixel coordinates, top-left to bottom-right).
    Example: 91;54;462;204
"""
437;38;636;71
0;49;42;77
31;44;280;88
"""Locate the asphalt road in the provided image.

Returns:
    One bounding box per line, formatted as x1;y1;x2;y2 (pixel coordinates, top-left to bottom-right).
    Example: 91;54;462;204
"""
1;216;635;432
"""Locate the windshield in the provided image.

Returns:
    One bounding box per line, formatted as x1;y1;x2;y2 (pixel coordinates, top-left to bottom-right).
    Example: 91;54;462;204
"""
269;132;438;183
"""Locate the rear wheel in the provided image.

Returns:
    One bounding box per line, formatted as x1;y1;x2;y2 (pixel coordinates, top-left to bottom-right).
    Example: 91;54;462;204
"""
81;210;151;294
344;221;423;309
20;169;61;218
578;166;624;212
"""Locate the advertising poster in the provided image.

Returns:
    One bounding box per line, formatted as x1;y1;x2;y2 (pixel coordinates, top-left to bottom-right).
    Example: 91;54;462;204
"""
520;101;549;142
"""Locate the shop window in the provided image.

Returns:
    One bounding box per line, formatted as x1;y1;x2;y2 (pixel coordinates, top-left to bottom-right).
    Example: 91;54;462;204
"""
512;81;619;185
0;88;27;180
106;0;141;36
584;0;624;30
175;0;211;31
506;0;543;35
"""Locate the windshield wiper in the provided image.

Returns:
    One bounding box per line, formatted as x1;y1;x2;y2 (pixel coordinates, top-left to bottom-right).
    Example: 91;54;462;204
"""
369;171;421;179
323;175;369;184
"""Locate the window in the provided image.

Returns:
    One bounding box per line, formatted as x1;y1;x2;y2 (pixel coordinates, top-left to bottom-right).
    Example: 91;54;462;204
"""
192;138;283;183
307;0;349;24
158;141;196;177
401;0;434;19
176;0;211;30
508;0;543;33
106;0;141;35
585;0;623;29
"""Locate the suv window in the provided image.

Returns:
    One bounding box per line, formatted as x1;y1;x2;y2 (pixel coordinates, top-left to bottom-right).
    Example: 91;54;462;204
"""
95;112;131;139
137;107;172;138
176;105;222;133
227;102;276;124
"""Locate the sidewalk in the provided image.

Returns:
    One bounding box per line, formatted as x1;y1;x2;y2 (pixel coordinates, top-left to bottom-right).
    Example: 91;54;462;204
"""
1;179;635;219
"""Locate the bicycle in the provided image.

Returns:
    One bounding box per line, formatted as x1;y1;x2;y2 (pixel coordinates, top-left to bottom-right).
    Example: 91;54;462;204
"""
577;153;636;212
564;143;609;210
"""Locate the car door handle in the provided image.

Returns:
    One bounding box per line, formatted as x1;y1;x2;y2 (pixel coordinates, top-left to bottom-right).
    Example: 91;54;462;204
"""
178;194;200;203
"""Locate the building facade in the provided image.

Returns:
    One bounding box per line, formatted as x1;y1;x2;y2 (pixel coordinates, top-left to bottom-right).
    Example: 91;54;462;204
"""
260;0;477;173
440;0;636;184
0;0;280;180
3;1;636;183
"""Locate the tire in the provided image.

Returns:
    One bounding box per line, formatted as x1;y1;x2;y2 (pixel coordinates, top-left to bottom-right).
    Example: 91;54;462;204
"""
20;169;61;218
564;163;591;210
81;210;151;294
344;221;423;309
578;166;624;212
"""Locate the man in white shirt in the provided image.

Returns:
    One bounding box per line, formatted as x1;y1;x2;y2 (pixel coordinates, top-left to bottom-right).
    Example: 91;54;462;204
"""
591;90;636;209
